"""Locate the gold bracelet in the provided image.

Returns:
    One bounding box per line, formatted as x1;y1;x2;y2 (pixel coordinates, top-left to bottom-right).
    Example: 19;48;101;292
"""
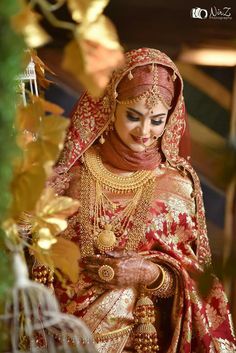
147;264;165;290
145;264;175;298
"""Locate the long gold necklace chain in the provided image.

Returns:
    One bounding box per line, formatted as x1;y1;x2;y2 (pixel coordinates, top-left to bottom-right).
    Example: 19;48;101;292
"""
84;147;156;193
79;158;156;257
79;166;95;257
92;180;144;253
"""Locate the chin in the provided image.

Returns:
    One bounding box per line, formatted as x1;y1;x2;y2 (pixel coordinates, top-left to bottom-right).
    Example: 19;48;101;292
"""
128;144;146;152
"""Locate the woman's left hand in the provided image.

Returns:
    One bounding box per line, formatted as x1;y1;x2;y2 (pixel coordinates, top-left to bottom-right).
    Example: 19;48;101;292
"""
82;251;161;289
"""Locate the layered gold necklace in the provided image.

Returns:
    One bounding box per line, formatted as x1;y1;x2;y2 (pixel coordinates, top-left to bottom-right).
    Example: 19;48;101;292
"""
85;146;156;192
79;147;156;257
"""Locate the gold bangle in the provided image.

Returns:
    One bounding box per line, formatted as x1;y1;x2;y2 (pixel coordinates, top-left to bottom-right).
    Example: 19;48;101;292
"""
147;264;165;290
98;265;115;282
145;264;175;298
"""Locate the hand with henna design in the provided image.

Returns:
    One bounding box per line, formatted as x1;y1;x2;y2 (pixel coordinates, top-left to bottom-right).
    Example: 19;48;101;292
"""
82;251;161;289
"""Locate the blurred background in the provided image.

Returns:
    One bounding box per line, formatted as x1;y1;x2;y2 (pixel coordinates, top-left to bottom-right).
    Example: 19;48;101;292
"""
2;0;236;325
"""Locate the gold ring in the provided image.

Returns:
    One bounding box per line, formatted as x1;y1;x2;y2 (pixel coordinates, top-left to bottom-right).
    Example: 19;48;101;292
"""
98;265;115;282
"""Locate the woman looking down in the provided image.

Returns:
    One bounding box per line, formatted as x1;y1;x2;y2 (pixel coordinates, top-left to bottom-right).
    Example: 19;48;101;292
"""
33;48;236;353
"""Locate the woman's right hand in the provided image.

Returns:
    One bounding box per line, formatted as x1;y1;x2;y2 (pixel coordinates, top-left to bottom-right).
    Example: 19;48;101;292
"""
82;251;161;289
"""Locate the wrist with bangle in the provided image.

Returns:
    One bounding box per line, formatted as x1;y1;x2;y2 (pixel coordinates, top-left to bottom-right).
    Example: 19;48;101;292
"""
145;263;175;298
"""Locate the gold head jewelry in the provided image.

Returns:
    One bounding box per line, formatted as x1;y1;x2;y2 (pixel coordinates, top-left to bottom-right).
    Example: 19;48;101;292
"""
116;65;171;112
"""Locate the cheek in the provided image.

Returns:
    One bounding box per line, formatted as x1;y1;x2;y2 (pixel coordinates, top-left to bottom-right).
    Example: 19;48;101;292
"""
152;125;165;135
115;117;133;136
152;120;167;135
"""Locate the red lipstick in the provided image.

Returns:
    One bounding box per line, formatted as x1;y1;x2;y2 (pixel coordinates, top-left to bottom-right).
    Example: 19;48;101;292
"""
131;135;149;144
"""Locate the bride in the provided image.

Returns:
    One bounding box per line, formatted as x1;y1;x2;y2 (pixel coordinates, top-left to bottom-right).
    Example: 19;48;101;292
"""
33;47;236;353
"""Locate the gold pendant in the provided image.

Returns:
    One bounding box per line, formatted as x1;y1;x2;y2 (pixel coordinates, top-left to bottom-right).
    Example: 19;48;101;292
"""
95;224;116;253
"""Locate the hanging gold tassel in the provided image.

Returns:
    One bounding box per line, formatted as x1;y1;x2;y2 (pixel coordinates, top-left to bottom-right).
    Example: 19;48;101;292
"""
133;295;159;353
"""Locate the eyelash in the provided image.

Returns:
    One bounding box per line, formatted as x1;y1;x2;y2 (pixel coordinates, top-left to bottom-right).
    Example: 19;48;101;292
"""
127;113;139;122
126;113;164;126
151;119;164;126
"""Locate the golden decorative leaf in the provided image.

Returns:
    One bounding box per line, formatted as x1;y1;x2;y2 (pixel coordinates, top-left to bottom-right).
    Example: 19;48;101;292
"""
17;100;68;161
29;187;80;245
16;100;68;166
11;6;51;48
32;217;66;239
67;0;109;23
2;218;21;245
35;188;80;221
27;115;69;163
34;237;81;283
16;103;41;134
11;160;46;217
31;95;64;115
77;15;122;50
50;236;81;283
12;100;69;218
16;103;41;149
36;227;58;250
64;1;124;96
62;38;124;96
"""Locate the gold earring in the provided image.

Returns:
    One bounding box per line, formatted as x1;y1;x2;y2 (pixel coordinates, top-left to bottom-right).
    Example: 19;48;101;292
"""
99;134;105;144
107;114;115;132
128;71;133;80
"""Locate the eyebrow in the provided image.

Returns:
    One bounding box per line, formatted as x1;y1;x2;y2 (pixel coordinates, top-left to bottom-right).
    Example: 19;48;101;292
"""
127;107;166;118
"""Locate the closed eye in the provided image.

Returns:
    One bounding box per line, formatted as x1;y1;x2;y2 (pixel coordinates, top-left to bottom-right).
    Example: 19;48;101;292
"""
151;119;164;126
126;113;140;122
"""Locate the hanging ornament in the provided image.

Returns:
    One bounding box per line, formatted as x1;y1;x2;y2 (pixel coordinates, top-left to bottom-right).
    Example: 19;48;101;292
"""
128;70;133;80
94;224;117;253
133;295;159;353
36;227;57;250
99;134;105;144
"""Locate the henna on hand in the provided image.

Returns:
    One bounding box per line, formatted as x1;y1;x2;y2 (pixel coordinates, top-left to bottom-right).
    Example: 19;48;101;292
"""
82;253;161;288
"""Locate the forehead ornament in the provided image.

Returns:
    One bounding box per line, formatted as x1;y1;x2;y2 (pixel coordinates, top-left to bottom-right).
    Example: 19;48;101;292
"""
116;64;172;112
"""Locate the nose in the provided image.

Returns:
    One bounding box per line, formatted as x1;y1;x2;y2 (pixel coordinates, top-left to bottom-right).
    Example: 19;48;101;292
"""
139;119;151;136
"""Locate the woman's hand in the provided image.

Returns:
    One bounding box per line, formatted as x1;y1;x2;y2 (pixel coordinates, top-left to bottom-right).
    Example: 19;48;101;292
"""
82;251;161;289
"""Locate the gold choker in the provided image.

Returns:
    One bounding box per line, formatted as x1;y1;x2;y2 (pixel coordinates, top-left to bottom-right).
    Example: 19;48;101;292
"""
84;147;156;193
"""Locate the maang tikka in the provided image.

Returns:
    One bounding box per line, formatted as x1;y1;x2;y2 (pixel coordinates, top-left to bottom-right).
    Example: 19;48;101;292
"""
116;64;172;112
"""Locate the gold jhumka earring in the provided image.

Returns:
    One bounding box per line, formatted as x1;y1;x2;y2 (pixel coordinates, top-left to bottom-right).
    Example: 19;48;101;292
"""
99;114;116;144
